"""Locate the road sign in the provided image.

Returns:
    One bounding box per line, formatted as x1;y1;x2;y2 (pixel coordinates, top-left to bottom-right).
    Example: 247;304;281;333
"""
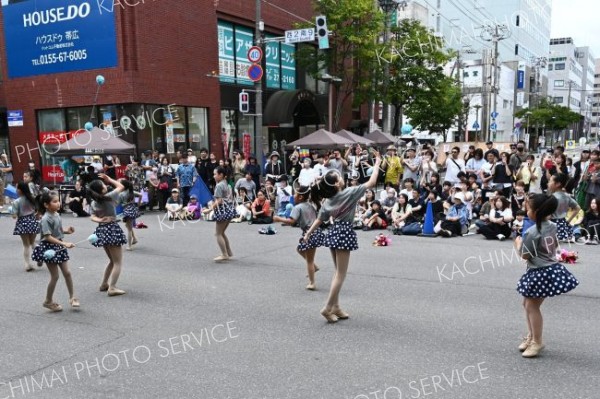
247;63;263;82
491;111;499;119
7;110;23;127
472;122;480;130
566;140;576;149
247;46;263;63
490;122;497;130
284;28;315;44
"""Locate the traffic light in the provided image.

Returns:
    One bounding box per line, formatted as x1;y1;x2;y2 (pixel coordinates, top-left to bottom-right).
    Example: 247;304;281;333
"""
315;15;329;50
239;91;249;113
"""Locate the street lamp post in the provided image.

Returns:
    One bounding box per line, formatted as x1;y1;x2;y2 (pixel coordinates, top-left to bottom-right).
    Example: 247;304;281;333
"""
378;0;401;134
525;111;532;148
473;104;482;141
320;74;342;131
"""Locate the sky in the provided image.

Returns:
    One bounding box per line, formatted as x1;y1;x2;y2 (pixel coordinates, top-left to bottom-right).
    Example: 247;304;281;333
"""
551;0;600;56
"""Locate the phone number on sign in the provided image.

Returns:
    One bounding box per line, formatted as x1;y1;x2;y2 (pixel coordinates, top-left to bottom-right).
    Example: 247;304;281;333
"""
31;50;87;66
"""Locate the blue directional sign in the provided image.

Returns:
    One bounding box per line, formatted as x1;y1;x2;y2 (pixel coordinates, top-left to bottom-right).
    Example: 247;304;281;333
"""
472;121;480;130
490;122;498;130
491;111;499;119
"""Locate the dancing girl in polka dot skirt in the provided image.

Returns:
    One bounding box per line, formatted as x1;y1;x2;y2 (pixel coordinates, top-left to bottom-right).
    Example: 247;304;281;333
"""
274;185;325;291
88;174;128;297
303;151;382;323
12;182;40;272
514;193;579;358
31;191;79;312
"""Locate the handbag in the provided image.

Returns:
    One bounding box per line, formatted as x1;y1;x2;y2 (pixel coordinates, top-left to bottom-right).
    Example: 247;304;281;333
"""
158;181;169;190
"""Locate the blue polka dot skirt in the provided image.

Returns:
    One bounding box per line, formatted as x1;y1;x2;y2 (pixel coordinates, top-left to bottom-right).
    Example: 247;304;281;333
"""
92;222;127;247
325;221;359;251
122;203;139;222
552;218;573;241
517;263;579;298
214;203;238;222
32;241;70;265
297;227;325;252
13;214;40;235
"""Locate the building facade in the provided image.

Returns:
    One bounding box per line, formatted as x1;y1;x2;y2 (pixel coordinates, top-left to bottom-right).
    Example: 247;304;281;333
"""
0;0;330;182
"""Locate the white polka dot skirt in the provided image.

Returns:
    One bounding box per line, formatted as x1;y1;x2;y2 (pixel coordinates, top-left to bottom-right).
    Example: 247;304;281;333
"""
552;218;573;241
13;214;40;235
297;227;325;252
32;241;70;265
325;221;359;251
517;263;579;298
92;222;127;247
214;203;238;222
122;203;140;222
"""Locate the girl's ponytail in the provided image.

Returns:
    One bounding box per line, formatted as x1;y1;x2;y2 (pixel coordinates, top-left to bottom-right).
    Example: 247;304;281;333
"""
17;181;35;208
88;179;110;203
529;193;558;231
310;173;338;211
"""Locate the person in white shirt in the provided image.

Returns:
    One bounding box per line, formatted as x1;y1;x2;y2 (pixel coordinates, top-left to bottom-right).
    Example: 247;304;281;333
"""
466;148;486;183
90;156;104;174
298;158;317;187
312;153;327;178
445;146;465;184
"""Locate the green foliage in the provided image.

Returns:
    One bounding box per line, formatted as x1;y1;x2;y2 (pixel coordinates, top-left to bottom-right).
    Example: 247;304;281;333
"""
515;99;581;130
383;19;457;135
405;76;463;140
294;0;385;131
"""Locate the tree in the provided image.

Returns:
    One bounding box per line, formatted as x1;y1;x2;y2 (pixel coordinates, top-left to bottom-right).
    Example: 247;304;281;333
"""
295;0;384;131
382;19;455;135
405;76;463;141
515;99;582;145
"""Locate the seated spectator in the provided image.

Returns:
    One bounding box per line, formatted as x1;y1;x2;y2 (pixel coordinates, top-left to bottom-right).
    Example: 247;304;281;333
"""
421;172;442;198
408;189;425;222
232;187;253;222
425;191;445;225
234;170;257;201
391;193;421;235
185;195;202;220
511;180;527;214
381;187;397;219
478;196;514;240
362;200;387;231
400;178;416;199
275;177;292;217
250;190;273;224
166;189;185;220
440;181;452;202
512;209;526;238
435;192;469;237
66;180;89;217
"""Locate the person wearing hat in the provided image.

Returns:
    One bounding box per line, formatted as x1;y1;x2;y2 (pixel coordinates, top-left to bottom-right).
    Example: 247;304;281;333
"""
186;149;197;165
265;151;285;184
382;145;403;191
165;188;184;220
435;191;469;237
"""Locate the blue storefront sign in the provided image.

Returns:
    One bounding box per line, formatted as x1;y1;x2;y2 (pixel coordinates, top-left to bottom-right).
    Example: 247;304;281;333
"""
7;110;23;127
517;70;525;89
1;0;117;78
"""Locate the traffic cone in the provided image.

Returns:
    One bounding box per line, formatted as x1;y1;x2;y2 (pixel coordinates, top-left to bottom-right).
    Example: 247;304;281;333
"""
419;201;437;237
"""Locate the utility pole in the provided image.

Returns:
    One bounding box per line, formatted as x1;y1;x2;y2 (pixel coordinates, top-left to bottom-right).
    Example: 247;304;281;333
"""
480;23;510;141
254;0;264;161
481;48;491;141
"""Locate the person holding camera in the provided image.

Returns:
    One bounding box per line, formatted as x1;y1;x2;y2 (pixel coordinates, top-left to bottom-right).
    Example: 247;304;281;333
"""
382;145;403;191
324;149;348;178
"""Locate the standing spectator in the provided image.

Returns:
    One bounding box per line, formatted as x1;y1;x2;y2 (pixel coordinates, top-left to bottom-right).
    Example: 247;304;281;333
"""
176;154;198;206
541;152;568;192
463;145;476;162
492;152;515;199
382;145;403;191
313;153;327;178
125;158;144;192
288;152;302;183
419;150;438;187
208;152;219;190
265;151;285;183
325;149;348;177
186;149;197;165
584;150;600;209
444;146;466;185
232;150;247;183
27;160;42;186
573;150;590;188
90;156;104;174
0;153;13;206
402;148;420;186
157;157;175;211
516;155;540;193
104;155;117;180
141;151;158;210
298;157;317;187
245;156;261;189
483;141;496;159
234;171;257;200
195;148;212;187
466;148;486;183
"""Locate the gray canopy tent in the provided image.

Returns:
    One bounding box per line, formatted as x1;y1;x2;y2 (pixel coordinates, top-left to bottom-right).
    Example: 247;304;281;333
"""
286;129;355;149
336;129;375;146
364;129;397;146
47;127;136;156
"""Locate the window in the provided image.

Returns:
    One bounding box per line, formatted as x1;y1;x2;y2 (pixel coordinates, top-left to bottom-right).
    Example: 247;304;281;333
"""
188;108;209;151
553;97;563;104
555;63;566;70
472;71;479;77
38;109;66;133
515;15;520;26
66;107;93;131
554;80;564;87
548;64;553;71
463;71;470;78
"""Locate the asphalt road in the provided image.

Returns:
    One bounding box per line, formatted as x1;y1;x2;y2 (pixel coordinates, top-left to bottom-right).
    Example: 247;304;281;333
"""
1;212;598;399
